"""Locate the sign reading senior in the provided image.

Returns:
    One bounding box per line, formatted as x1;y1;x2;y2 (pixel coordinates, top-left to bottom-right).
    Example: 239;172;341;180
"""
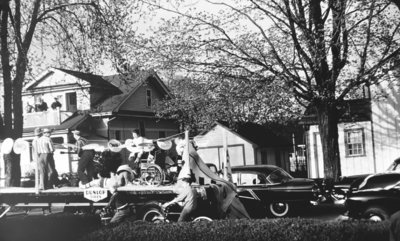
84;187;108;202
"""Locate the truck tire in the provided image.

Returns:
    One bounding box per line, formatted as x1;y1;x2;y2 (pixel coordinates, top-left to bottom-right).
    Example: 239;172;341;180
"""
267;202;290;218
363;206;389;221
139;203;164;222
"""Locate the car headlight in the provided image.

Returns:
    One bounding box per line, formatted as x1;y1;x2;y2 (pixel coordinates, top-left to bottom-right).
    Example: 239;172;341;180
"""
312;185;321;196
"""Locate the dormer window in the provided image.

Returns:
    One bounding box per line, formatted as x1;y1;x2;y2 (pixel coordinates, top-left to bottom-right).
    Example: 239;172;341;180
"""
146;89;152;107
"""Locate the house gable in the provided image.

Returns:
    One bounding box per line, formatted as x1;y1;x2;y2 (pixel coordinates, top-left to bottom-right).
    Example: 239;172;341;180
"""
24;69;87;92
94;71;172;115
117;76;170;113
195;123;257;167
24;68;121;94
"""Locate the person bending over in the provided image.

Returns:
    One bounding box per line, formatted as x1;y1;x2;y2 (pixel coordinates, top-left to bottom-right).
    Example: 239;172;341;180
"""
79;164;134;190
162;177;198;222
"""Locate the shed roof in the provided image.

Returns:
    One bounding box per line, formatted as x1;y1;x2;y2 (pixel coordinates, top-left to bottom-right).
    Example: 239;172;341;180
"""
199;121;291;148
235;122;291;147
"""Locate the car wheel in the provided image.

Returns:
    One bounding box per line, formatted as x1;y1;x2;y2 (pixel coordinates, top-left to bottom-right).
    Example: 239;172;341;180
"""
139;203;165;222
268;202;290;218
363;206;389;221
193;216;212;222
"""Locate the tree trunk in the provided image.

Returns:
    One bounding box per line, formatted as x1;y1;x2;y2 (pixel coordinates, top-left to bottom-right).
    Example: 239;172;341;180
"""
316;101;342;181
0;2;13;138
13;60;26;138
4;151;20;187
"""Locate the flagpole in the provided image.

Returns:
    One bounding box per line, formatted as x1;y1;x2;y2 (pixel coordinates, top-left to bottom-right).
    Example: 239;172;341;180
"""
35;158;39;194
184;129;190;168
222;128;227;178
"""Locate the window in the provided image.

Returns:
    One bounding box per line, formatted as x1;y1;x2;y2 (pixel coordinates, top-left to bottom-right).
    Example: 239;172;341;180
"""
115;130;121;140
235;172;267;186
345;129;365;157
146;89;152;107
139;121;146;137
159;131;166;138
51;137;64;144
66;92;77;111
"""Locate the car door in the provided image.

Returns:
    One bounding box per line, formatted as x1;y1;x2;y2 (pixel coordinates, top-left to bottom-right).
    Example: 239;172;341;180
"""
233;171;268;218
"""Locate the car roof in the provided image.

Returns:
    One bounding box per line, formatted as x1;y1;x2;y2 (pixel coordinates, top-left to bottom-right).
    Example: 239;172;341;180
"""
231;165;280;174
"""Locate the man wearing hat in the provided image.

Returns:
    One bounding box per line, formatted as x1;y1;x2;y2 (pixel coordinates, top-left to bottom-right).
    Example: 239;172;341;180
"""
162;177;198;222
72;130;95;186
79;163;135;225
128;129;146;175
95;165;135;224
37;128;59;189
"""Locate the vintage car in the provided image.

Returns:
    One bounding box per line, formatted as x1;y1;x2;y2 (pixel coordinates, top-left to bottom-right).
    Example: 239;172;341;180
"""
231;165;321;218
345;172;400;221
331;157;400;202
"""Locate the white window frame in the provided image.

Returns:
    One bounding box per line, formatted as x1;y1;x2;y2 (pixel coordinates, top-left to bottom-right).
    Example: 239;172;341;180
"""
344;128;365;157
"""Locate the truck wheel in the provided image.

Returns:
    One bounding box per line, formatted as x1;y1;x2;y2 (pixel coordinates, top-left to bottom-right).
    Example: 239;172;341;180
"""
363;206;389;221
268;202;290;218
139;203;164;222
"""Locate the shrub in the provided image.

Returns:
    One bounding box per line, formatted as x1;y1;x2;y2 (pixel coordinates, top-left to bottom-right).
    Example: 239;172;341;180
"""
82;218;390;241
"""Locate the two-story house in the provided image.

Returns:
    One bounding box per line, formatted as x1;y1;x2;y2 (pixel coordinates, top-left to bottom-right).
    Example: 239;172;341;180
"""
302;75;400;178
12;67;179;178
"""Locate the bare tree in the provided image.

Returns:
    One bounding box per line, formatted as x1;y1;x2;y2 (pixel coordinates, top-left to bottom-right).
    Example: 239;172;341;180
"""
129;0;400;180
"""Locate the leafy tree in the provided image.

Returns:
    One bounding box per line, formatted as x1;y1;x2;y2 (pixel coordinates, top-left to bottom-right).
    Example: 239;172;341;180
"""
0;0;130;139
127;0;400;180
155;75;302;133
0;0;130;183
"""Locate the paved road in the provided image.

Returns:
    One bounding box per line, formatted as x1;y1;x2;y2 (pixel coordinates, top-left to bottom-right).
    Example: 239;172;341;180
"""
3;203;346;221
290;203;346;221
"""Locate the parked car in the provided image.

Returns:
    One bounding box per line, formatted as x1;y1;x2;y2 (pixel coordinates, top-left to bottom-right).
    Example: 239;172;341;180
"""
231;165;321;218
345;172;400;221
331;157;400;202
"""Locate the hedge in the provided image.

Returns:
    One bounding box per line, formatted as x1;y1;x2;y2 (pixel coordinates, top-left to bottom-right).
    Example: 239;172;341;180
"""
82;218;390;241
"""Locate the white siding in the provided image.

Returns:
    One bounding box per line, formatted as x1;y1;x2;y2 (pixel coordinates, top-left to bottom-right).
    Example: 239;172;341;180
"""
308;121;375;178
307;76;400;177
195;125;256;168
370;84;400;172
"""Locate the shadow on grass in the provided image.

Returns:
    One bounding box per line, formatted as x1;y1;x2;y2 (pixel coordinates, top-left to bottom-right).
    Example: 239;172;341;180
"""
0;212;101;241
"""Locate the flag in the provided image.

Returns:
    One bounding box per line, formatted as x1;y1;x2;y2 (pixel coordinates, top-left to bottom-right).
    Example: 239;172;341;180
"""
223;150;233;182
178;142;249;218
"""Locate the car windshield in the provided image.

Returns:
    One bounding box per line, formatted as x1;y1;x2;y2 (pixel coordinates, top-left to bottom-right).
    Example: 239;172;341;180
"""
266;168;293;184
387;161;400;172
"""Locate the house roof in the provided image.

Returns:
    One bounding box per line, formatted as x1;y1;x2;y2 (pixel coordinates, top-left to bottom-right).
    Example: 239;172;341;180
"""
200;121;291;148
23;113;91;136
55;68;122;93
24;68;121;94
24;67;172;116
300;98;372;125
235;122;291;147
93;70;172;114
